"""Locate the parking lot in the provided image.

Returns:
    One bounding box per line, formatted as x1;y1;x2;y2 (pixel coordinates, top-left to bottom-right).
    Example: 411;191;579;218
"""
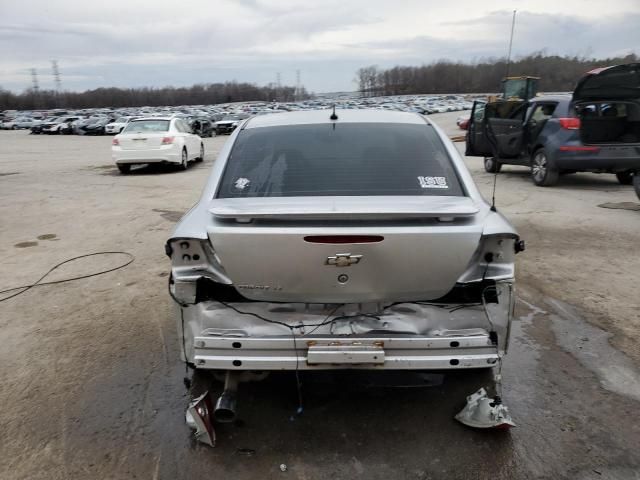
1;111;639;480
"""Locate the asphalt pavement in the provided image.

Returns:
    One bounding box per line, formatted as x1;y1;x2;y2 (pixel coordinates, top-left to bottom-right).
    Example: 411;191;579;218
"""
0;112;639;479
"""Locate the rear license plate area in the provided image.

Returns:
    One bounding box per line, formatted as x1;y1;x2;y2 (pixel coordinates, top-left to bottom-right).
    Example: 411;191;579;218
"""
307;341;385;365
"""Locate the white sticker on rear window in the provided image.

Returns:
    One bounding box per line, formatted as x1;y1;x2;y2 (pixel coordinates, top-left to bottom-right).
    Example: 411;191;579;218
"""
234;177;251;190
418;176;448;189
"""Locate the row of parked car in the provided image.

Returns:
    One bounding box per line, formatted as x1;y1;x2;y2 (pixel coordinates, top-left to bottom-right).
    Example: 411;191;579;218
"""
0;113;247;137
1;93;476;136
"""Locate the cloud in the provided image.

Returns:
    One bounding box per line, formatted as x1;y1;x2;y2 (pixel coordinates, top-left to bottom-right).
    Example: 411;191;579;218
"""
438;10;640;59
0;0;638;93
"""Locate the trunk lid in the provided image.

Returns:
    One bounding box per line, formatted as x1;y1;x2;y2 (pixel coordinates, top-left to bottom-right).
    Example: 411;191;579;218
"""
117;132;166;150
207;196;483;303
573;63;640;102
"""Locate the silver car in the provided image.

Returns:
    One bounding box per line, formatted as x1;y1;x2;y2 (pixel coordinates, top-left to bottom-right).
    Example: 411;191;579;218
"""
167;109;523;422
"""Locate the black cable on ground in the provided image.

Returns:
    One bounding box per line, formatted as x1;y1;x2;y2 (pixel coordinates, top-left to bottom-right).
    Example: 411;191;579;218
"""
0;252;135;303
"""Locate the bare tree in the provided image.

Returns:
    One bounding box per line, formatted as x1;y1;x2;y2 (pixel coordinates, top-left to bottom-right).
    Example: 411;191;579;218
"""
0;81;308;110
354;53;638;96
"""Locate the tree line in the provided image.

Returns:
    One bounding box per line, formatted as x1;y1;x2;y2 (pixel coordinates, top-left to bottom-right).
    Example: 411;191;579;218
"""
0;81;308;110
3;51;637;110
355;52;639;96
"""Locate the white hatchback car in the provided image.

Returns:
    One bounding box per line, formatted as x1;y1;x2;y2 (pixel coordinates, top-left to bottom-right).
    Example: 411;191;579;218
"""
112;117;204;174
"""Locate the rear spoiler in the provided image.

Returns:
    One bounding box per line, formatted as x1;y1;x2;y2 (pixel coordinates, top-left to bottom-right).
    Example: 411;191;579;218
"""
209;196;480;221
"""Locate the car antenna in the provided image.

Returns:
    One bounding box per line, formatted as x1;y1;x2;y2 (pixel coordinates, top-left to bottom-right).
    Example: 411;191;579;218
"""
330;104;338;120
486;8;516;213
490;164;498;212
485;111;500;212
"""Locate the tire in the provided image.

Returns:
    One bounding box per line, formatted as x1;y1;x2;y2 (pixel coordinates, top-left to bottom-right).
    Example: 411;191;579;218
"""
196;143;204;162
179;148;188;170
633;173;640;200
615;171;633;185
117;164;131;174
531;148;559;186
484;157;502;173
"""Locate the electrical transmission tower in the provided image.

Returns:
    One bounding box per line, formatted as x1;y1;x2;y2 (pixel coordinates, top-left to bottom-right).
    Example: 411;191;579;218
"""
295;69;301;100
51;60;62;92
30;68;40;92
275;72;282;102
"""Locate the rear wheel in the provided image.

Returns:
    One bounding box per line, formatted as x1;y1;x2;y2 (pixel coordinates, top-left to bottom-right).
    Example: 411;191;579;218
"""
179;148;188;170
615;171;633;185
117;164;131;174
633;173;640;200
484;157;502;173
196;143;204;162
531;148;559;186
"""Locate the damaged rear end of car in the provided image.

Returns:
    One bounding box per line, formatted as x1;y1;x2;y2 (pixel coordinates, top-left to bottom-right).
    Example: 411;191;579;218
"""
167;110;523;426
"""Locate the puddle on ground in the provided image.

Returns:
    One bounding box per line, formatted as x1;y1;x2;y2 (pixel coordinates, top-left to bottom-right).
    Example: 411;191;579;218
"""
546;297;640;403
598;202;640;211
37;233;57;240
14;241;38;248
504;298;546;409
153;209;185;222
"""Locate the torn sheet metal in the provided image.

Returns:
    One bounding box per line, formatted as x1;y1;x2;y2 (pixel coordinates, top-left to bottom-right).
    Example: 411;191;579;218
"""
455;388;516;429
186;391;216;447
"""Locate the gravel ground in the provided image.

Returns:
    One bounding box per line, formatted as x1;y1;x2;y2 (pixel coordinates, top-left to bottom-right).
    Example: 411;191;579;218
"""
1;112;639;479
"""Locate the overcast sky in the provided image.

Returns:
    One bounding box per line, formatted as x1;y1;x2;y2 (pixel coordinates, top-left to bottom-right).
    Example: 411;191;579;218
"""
1;0;638;93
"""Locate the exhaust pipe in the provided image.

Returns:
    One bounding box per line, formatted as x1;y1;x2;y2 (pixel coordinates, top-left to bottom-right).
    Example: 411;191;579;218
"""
214;372;240;423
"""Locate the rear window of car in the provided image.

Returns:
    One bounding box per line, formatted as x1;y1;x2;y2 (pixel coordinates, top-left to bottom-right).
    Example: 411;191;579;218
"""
575;102;628;118
216;122;464;197
123;120;169;133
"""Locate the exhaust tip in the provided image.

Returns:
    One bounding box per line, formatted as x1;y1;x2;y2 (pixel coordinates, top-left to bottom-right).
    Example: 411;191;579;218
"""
214;392;237;423
213;407;236;423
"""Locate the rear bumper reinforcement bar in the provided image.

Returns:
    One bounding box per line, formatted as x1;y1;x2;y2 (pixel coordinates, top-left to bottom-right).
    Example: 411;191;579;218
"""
192;334;499;370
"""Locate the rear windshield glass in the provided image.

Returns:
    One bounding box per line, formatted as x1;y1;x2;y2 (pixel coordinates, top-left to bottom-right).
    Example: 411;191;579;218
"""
217;123;464;197
123;120;169;133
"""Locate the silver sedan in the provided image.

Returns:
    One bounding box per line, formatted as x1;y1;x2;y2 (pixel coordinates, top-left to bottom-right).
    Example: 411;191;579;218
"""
167;109;523;422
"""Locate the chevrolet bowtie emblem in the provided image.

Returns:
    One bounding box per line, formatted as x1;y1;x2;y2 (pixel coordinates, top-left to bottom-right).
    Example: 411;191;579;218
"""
325;253;363;267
